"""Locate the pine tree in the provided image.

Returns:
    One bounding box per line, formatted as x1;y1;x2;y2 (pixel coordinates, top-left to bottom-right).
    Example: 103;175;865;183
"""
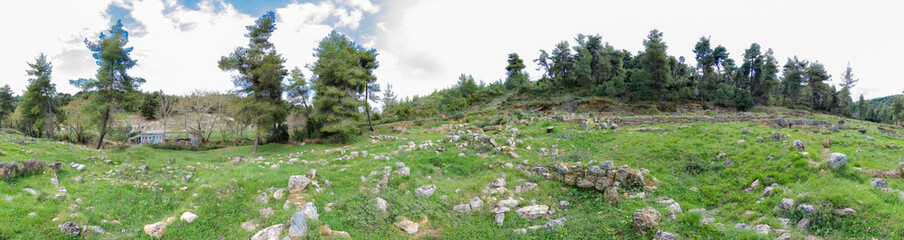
0;85;13;128
641;29;671;99
218;11;288;153
310;31;369;144
18;54;59;138
78;20;145;149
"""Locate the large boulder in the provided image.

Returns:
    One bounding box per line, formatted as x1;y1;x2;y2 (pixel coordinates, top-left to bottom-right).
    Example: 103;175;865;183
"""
58;222;81;236
827;153;847;168
288;211;308;238
252;224;284;240
632;207;661;230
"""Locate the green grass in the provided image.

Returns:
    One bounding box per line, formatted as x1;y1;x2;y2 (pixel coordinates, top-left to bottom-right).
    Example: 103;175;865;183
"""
2;110;904;239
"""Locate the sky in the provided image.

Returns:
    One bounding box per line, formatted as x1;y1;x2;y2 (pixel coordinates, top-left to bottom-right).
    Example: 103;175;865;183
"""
1;0;902;100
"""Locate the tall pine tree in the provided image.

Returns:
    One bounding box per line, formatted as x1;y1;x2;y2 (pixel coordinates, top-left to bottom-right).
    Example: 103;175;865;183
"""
218;11;288;153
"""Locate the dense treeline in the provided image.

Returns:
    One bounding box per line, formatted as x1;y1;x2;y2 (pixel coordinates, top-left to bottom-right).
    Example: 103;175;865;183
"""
0;17;898;151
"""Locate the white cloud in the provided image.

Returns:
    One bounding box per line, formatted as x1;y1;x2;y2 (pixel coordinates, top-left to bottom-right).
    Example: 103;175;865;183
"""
0;0;378;96
372;0;904;99
0;0;113;94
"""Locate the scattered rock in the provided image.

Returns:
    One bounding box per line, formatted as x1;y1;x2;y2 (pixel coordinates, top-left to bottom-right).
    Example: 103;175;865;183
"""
833;208;856;216
375;197;388;212
735;223;750;229
542;218;566;230
88;225;104;234
470;197;484;210
58;222;81;236
780;198;794;211
273;189;285;200
752;224;771;234
632;207;661;230
289;211;309;238
396;167;410;176
453;204;471;213
143;222;168;238
797;204;815;215
871;178;888;188
394;218;419;235
654;230;676;240
252;224;284;240
793;140;805;151
241;221;260;232
415;185;436;198
798;218;812;231
666;202;681;213
515;205;549;220
827;153;847;168
180;212;198;223
288;175;311;193
302;202;319;220
259;207;276;219
490;178;506;188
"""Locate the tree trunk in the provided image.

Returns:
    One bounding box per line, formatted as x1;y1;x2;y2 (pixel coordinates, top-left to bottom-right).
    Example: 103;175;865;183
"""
95;108;110;149
47;97;54;139
252;121;260;154
365;88;375;132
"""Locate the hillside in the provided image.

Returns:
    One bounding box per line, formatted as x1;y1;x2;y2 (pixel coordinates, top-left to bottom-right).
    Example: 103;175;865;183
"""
3;104;904;240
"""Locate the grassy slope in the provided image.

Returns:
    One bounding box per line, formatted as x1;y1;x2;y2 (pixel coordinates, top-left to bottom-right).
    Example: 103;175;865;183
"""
2;111;904;239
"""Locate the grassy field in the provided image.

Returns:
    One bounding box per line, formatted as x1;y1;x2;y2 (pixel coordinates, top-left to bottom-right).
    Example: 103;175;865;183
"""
2;110;904;239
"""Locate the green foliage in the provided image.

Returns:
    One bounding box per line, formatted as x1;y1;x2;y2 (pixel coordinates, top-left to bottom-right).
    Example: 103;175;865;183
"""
0;85;14;127
218;12;288;152
641;29;671;99
80;20;145;149
139;91;161;119
17;54;59;138
310;30;371;143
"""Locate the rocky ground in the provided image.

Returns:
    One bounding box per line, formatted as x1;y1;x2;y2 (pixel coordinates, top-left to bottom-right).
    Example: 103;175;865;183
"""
2;110;904;239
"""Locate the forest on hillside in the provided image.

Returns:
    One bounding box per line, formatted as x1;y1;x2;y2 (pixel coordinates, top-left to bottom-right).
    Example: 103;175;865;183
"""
2;11;903;151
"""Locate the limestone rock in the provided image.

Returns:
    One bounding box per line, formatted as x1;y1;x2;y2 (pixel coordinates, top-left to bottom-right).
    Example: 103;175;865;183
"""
180;212;198;223
288;175;311;193
58;222;81;236
375;197;388;212
827;153;847;168
833;208;856;216
394;218;419;235
490;178;506;188
793;140;805;151
654;230;676;240
515;205;549;220
632;207;661;230
143;222;168;238
252;224;284;240
415;185;436;198
288;211;308;238
301;202;319;220
871;178;888;188
780;198;794;211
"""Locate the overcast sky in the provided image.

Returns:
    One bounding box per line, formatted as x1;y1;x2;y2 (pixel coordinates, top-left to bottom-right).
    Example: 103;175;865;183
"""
1;0;902;100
